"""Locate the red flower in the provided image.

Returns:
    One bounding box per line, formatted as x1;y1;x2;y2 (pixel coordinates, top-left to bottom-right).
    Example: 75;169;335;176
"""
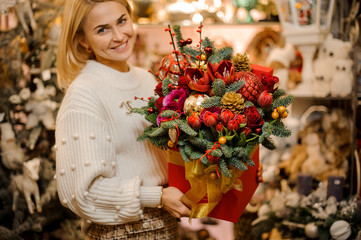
233;114;247;125
185;68;211;92
202;111;219;127
154;82;163;97
242;127;251;136
244;106;264;128
187;112;202;130
257;90;273;108
220;109;234;125
216;122;224;132
262;74;279;93
227;119;240;131
207;60;235;85
155;97;164;110
177;76;191;94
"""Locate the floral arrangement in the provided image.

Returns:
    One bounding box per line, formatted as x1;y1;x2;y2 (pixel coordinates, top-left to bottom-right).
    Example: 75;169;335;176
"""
134;24;293;179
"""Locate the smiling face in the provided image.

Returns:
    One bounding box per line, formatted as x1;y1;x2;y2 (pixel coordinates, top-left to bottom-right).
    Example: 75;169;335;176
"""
80;1;135;72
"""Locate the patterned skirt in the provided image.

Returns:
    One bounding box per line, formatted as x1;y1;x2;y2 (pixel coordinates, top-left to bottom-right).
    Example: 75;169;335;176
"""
86;208;179;240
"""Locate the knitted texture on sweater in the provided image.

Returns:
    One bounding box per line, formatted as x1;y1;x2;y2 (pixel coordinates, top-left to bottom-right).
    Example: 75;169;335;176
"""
55;60;168;227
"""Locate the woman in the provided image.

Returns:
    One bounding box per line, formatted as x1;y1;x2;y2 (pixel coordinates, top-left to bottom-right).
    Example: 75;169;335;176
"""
56;0;192;239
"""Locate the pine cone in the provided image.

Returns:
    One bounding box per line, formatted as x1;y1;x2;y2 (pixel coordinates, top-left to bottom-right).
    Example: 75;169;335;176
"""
221;92;245;114
232;53;252;72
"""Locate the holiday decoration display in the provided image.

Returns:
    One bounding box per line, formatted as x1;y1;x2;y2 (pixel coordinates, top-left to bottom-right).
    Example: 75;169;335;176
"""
275;0;335;96
252;184;361;240
133;24;293;222
0;1;83;239
313;34;353;97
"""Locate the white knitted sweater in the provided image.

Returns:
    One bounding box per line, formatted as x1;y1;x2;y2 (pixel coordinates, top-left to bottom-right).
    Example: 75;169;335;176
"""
55;60;168;227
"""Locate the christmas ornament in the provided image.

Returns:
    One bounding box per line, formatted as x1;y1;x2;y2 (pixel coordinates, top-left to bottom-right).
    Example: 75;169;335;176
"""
158;53;189;84
205;47;212;54
305;222;319;239
237;72;263;103
183;94;209;115
330;220;351;240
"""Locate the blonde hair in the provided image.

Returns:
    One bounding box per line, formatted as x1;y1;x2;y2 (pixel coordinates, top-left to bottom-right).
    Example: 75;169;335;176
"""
57;0;132;90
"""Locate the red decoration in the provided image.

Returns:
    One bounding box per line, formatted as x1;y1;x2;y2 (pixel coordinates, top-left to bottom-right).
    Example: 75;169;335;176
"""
205;47;212;54
158;53;190;82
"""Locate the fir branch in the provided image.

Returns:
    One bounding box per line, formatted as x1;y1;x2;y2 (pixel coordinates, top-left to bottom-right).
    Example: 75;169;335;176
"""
200;128;216;142
190;150;205;160
212;79;226;97
145;113;158;125
160;110;180;118
261;137;277;150
173;25;184;49
202;96;221;108
244;101;254;108
272;121;292;138
247;159;255;167
200;154;210;166
162;77;172;96
233;146;246;158
201;37;215;49
272;88;286;100
184;142;193;158
245;142;257;157
229;157;248;171
272;95;294;108
219;158;231;177
189;136;210;149
182;46;201;62
209;148;223;158
226;80;244;92
160;120;177;129
208;47;233;63
179;120;198;136
148;127;168;138
132;108;148;115
220;144;232;158
149;136;168;149
179;145;191;162
260;122;273;142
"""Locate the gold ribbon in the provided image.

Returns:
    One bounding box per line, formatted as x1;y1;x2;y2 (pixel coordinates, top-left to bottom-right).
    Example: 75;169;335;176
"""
167;149;244;219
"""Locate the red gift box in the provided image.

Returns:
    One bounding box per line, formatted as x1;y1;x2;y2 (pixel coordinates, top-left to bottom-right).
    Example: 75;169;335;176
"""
251;64;274;81
167;146;259;223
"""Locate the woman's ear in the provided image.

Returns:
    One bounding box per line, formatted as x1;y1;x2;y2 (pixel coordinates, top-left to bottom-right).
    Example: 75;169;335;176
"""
78;36;90;51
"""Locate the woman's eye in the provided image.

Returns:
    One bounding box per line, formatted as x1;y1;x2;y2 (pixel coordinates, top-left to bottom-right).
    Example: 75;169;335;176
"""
97;28;106;34
118;19;126;25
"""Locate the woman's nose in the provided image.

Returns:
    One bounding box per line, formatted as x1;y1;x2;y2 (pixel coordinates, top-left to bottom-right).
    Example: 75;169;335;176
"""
112;28;124;41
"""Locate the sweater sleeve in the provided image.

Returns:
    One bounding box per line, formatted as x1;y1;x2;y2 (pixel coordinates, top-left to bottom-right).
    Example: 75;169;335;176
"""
55;109;162;224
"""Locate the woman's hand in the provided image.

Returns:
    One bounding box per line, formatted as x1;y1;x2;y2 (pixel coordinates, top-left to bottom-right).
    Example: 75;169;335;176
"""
162;186;192;218
257;162;264;183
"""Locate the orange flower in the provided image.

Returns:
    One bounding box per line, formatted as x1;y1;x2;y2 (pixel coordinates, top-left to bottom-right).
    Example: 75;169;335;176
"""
207;60;235;85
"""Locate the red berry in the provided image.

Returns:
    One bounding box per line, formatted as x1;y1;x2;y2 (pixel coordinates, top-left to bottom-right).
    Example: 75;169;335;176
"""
147;97;151;100
134;97;137;100
148;107;154;113
179;39;186;46
171;33;175;36
205;47;212;54
186;38;192;44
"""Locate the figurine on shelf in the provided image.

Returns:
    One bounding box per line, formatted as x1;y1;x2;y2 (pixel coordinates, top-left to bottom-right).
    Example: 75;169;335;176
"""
330;58;354;97
9;157;42;214
24;78;57;130
0;122;25;171
14;0;37;33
